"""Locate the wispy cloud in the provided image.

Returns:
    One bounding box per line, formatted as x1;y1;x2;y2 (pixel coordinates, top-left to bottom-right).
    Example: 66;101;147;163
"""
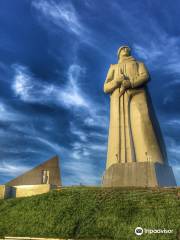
133;35;180;74
2;0;180;187
11;63;108;129
70;122;87;142
9;62;108;185
165;137;180;164
0;161;30;177
165;119;180;127
32;0;82;35
84;114;108;129
12;64;89;109
32;136;67;155
109;2;180;75
0;100;26;122
32;0;90;41
59;64;89;108
133;43;162;63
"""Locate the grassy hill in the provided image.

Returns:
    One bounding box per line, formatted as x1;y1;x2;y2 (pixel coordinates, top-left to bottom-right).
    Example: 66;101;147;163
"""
0;187;179;240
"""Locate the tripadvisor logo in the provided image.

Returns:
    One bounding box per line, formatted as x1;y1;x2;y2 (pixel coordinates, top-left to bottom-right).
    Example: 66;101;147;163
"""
134;226;173;236
135;227;143;236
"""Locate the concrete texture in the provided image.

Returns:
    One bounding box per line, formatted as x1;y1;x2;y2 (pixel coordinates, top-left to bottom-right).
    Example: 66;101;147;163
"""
103;46;176;187
0;184;56;199
11;184;55;198
104;46;166;168
0;185;11;199
6;156;61;187
102;162;177;187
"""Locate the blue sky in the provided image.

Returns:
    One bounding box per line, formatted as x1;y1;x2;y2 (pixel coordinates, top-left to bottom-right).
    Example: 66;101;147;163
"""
0;0;180;185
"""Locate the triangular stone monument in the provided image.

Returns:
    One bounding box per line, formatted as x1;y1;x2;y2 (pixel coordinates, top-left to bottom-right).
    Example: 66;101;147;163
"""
6;155;61;187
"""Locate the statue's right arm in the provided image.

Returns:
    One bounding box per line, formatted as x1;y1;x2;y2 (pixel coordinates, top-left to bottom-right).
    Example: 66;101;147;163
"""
104;65;118;94
131;63;149;88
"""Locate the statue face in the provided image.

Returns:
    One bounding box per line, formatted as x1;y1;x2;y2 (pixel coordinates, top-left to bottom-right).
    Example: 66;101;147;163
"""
120;47;130;57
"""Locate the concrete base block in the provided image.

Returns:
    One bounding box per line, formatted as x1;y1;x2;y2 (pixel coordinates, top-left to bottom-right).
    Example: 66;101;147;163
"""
11;184;56;198
0;185;12;199
102;162;177;187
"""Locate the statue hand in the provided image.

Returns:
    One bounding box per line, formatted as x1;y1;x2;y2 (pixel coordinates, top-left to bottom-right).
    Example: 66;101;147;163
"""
115;74;125;85
121;80;131;89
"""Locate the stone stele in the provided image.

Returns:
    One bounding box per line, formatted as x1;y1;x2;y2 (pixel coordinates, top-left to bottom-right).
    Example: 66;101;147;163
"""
102;46;176;187
0;156;61;199
6;155;61;187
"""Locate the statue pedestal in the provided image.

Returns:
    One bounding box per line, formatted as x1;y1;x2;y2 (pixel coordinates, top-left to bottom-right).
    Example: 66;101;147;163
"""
102;162;176;187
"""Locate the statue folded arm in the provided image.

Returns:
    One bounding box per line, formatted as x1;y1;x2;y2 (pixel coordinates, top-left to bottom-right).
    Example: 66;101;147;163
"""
131;63;149;88
104;65;124;93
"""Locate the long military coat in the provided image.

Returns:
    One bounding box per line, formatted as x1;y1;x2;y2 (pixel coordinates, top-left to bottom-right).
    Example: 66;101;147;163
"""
104;56;165;169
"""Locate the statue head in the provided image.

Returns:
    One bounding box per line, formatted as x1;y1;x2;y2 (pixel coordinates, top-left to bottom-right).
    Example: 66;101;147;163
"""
117;46;131;59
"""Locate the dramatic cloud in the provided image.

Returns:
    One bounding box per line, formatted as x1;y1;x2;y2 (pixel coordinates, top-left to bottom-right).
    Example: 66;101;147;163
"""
32;0;83;36
31;0;94;47
12;64;89;109
0;0;179;185
8;62;108;185
0;161;30;177
133;35;180;72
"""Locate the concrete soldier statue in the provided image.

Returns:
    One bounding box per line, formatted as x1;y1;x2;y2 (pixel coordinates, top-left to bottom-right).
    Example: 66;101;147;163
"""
102;46;176;187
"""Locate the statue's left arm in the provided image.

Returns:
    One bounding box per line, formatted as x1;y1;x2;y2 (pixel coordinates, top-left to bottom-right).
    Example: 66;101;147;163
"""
131;63;149;88
104;65;118;94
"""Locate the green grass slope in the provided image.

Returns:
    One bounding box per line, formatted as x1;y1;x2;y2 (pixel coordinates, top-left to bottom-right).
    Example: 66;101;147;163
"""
0;187;179;240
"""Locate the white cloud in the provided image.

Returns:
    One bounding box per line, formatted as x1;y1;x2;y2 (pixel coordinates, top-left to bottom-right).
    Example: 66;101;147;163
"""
88;143;106;152
83;112;109;129
12;65;35;101
89;131;107;139
26;136;67;156
11;63;108;131
70;122;87;142
109;6;180;75
12;65;45;102
165;119;180;127
31;0;103;51
0;161;29;177
10;61;109;186
59;64;89;108
0;101;26;122
32;0;88;38
133;43;162;62
133;35;180;75
168;146;180;158
165;137;180;166
11;64;89;109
